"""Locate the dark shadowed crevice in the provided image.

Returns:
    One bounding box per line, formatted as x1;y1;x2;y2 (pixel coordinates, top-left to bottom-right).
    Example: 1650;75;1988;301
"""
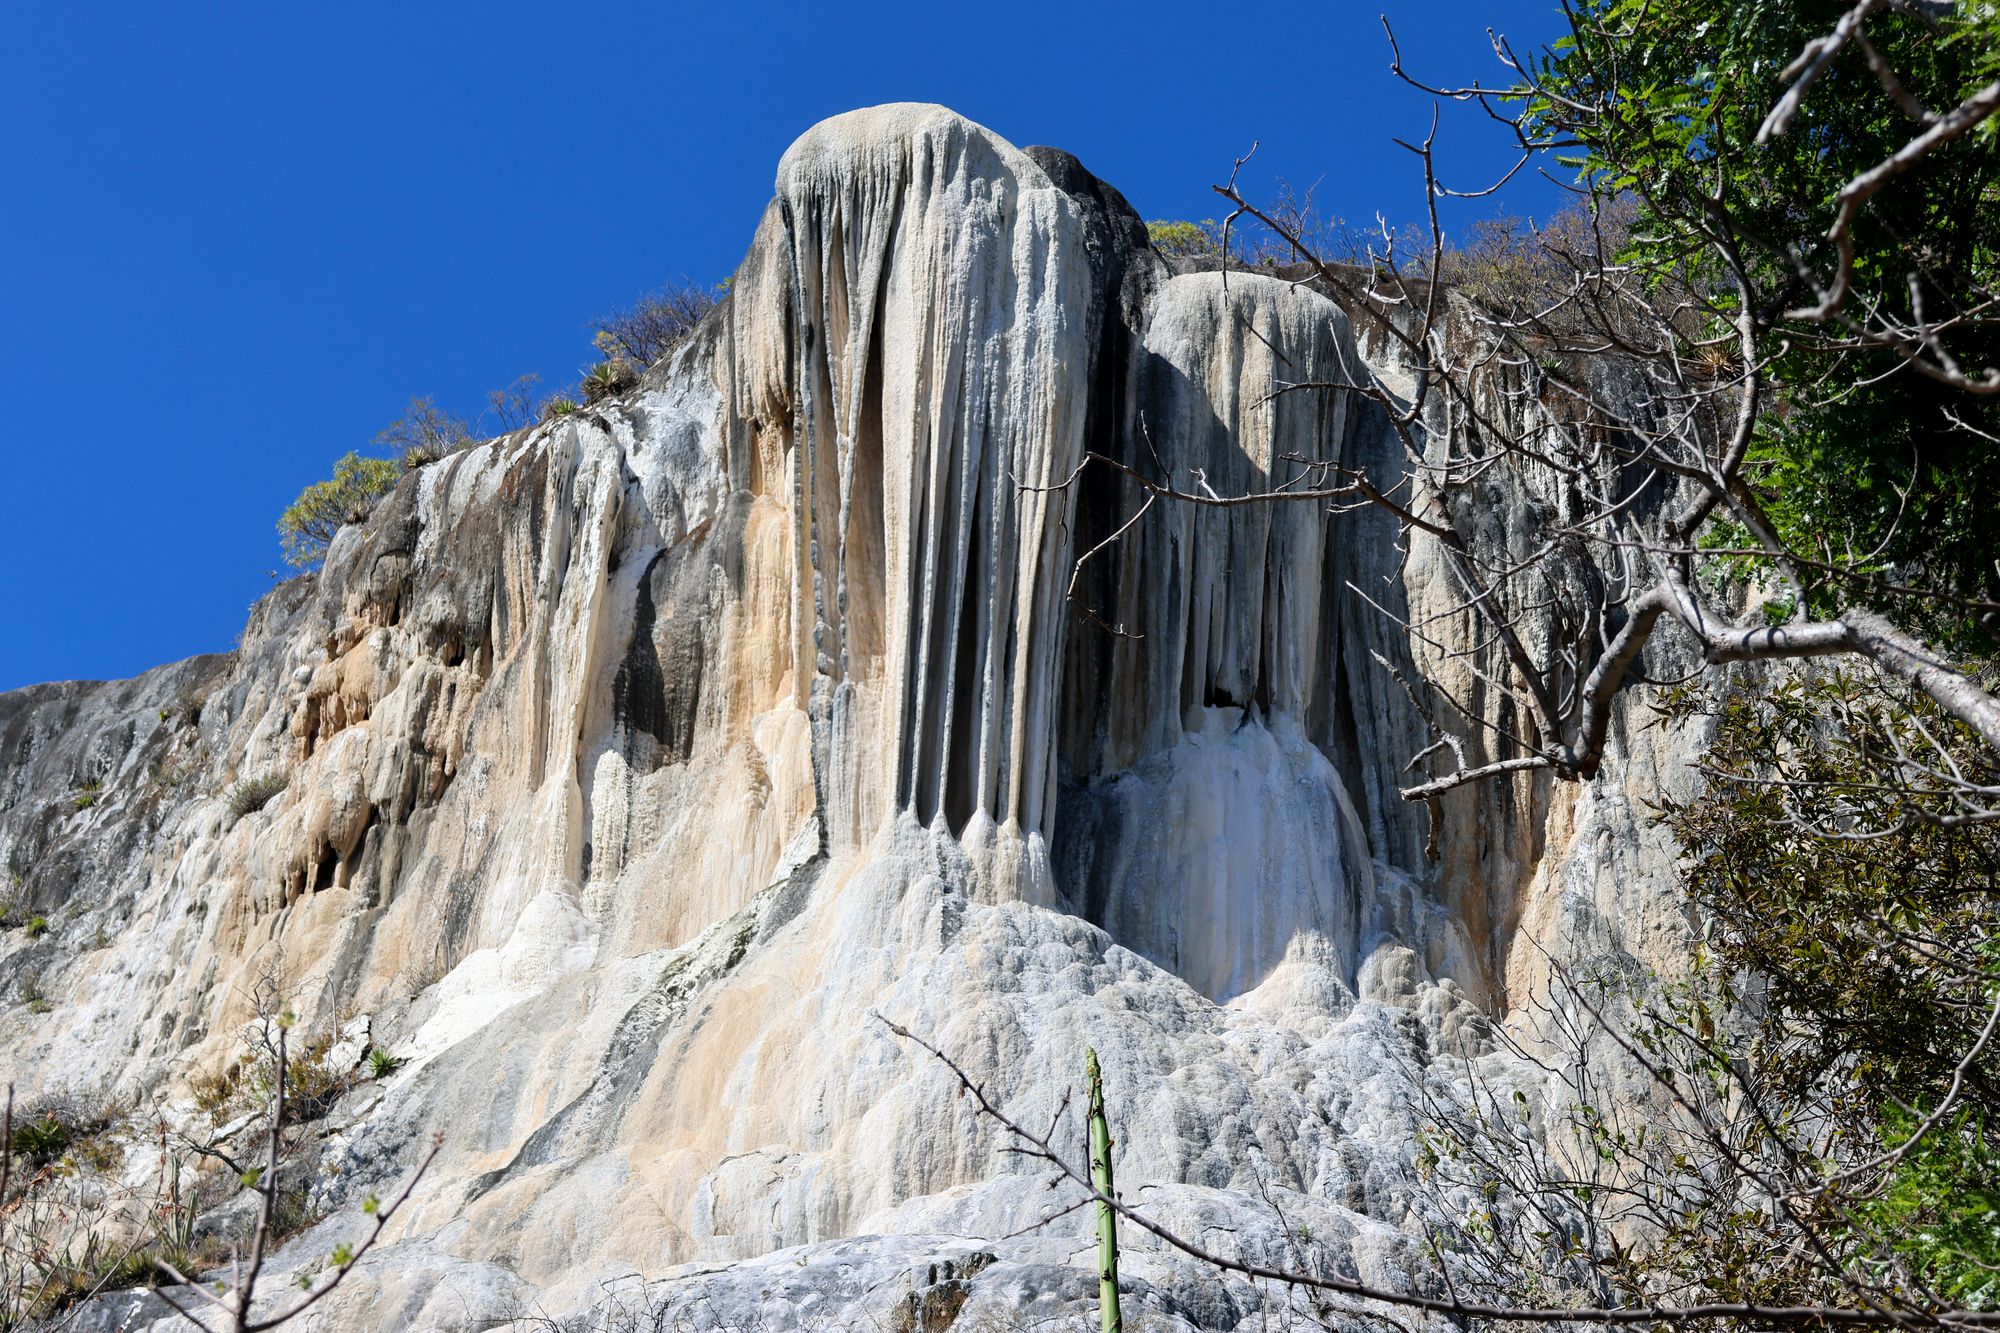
943;463;989;837
612;551;671;753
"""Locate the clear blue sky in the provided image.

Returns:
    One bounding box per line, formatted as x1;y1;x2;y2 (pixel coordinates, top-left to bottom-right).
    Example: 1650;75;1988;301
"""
0;1;1565;691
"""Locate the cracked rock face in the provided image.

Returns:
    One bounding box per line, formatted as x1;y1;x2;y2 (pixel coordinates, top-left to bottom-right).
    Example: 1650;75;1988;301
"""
1;104;1704;1329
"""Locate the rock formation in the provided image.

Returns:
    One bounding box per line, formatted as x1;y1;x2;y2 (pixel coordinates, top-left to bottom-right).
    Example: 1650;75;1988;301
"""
0;105;1703;1330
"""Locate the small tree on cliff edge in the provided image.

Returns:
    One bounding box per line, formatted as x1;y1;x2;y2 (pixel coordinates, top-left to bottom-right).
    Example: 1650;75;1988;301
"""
276;452;402;570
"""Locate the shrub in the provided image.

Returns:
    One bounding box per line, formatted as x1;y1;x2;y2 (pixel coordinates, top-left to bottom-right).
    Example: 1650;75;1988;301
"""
25;915;48;939
18;969;50;1013
279;1028;360;1121
592;280;715;370
26;1247;160;1319
10;1115;72;1164
150;756;194;789
8;1096;116;1170
485;373;542;432
267;1184;323;1248
189;1058;247;1124
188;1023;359;1128
374;396;471;469
70;780;100;811
540;396;580;422
1432;198;1641;323
157;684;209;731
366;1048;405;1080
225;772;288;819
278;453;403;569
1147;218;1226;259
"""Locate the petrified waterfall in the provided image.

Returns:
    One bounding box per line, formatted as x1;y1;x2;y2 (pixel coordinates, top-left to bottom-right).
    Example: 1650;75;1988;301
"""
0;105;1697;1330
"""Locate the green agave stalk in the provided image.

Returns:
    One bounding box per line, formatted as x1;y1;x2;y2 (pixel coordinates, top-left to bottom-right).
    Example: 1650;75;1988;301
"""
1087;1047;1122;1333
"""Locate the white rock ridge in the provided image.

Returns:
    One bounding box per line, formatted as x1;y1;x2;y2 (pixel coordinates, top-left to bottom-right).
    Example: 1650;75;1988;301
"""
0;105;1702;1329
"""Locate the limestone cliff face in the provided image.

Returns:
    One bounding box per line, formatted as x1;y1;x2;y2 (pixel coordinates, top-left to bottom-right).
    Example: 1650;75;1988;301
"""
0;105;1702;1330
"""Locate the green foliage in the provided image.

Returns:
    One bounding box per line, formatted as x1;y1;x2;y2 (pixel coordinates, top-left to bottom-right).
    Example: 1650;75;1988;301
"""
277;452;403;569
1652;668;2000;1308
1085;1048;1121;1332
1146;218;1225;259
11;1242;157;1323
580;358;638;404
264;278;723;575
365;1047;404;1080
8;1116;73;1166
1524;0;2000;636
23;916;47;939
69;781;100;811
1661;670;2000;1105
7;1096;116;1171
1855;1105;2000;1308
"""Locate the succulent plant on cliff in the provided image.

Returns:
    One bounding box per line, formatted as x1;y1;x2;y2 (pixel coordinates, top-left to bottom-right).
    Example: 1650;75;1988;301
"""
579;358;638;404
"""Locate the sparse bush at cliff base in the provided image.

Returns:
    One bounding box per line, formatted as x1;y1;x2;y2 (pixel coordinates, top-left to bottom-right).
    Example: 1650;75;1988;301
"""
277;452;402;569
7;1095;117;1172
0;989;435;1330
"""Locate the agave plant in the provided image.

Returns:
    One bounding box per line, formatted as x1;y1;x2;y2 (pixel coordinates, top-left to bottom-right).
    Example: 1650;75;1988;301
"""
579;359;638;405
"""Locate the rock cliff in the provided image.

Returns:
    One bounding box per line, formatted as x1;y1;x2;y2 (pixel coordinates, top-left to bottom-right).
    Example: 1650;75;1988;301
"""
0;105;1703;1330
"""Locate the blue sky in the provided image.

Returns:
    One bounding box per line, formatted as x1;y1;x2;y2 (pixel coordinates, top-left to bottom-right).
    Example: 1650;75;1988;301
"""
0;1;1566;691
